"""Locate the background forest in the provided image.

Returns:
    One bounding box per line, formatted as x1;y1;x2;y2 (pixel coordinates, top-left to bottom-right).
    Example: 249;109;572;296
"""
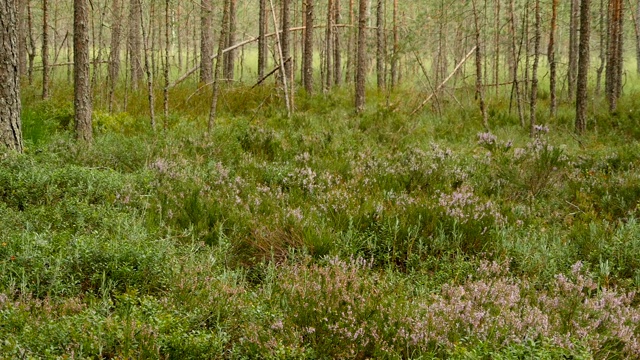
2;0;640;358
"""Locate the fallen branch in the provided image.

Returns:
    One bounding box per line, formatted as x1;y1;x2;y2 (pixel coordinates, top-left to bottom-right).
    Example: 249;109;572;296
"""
169;24;352;89
251;57;291;89
410;46;477;116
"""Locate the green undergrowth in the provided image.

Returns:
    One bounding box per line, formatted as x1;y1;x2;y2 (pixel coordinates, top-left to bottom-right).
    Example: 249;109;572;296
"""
2;83;640;358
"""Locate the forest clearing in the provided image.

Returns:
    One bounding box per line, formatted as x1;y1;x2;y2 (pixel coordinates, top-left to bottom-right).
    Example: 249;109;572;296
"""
2;0;640;358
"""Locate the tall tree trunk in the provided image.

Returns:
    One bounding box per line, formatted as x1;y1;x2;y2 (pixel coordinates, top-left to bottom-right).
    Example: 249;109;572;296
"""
325;0;334;91
529;0;540;137
346;0;354;83
108;0;123;113
139;0;155;129
333;0;342;86
494;0;501;95
209;0;230;131
376;0;385;90
595;0;606;95
128;0;143;90
224;0;236;82
390;0;398;87
568;0;580;99
636;0;640;74
472;0;489;129
258;0;267;79
509;0;525;127
548;0;558;117
355;0;368;113
17;0;27;77
74;0;93;143
27;1;35;85
200;0;213;84
164;0;170;126
576;0;591;134
281;0;292;83
303;0;314;93
42;0;50;99
605;0;623;113
0;0;23;152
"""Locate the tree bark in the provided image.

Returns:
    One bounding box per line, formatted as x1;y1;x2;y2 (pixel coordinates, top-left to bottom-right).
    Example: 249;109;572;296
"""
390;0;398;87
303;0;314;93
333;0;342;86
224;0;236;82
258;0;267;79
128;0;143;90
568;0;580;99
325;0;334;91
529;0;540;137
74;0;93;143
472;0;489;129
509;0;525;127
42;0;50;99
139;0;155;129
605;0;623;113
108;0;123;113
355;0;368;113
548;0;558;117
200;0;213;84
208;0;230;131
376;0;385;90
576;0;591;134
0;0;23;152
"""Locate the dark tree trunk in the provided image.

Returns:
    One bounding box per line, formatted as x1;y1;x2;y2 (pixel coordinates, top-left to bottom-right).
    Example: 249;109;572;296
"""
568;0;580;99
200;0;213;84
209;0;230;131
0;0;23;152
472;0;489;129
224;0;236;82
42;0;50;99
548;0;558;117
509;0;525;127
605;0;623;113
128;0;143;90
17;0;27;77
576;0;591;134
355;0;367;113
529;0;540;137
258;0;267;80
74;0;93;142
333;0;342;86
303;0;314;93
108;0;123;112
376;0;385;90
281;0;292;84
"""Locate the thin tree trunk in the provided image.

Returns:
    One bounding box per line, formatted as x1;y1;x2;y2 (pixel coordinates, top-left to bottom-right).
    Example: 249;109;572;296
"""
27;1;35;85
472;0;489;128
281;0;292;83
0;0;23;152
128;0;143;90
208;0;230;131
303;0;314;93
355;0;368;113
596;0;606;94
346;0;354;83
108;0;123;113
606;0;623;112
529;0;540;137
376;0;385;90
568;0;580;99
139;0;155;129
636;0;640;74
74;0;93;143
509;0;525;127
258;0;267;79
548;0;558;117
42;0;50;99
17;0;27;77
333;0;342;86
576;0;591;134
325;0;334;91
224;0;237;82
390;0;398;87
164;0;170;126
269;0;291;115
200;0;213;84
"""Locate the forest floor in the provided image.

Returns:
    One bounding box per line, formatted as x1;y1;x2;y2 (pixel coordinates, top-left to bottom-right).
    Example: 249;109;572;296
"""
2;80;640;359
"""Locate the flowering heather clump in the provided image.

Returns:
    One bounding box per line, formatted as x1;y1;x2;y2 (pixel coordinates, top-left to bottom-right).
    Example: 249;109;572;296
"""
437;185;506;226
